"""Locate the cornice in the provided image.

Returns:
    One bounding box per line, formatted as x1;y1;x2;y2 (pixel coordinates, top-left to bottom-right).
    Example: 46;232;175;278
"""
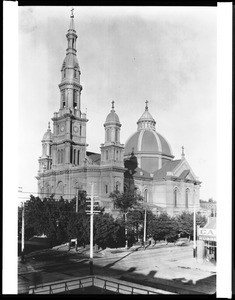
59;81;82;90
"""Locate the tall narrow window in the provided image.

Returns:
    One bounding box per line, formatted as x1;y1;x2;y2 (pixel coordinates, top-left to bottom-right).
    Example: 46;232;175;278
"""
74;69;76;78
80;125;82;136
105;184;108;194
116;182;120;191
144;189;148;203
174;189;178;207
185;189;189;208
61;150;64;163
77;150;80;165
70;147;73;164
115;129;118;141
73;149;76;165
57;150;60;164
107;129;110;142
106;150;108;160
64;69;66;78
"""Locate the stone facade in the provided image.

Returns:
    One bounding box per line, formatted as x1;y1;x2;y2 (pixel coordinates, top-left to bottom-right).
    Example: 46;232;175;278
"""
36;13;201;217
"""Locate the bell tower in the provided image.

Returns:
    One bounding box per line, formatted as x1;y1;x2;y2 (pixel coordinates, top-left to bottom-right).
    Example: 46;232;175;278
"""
100;101;124;167
51;10;88;169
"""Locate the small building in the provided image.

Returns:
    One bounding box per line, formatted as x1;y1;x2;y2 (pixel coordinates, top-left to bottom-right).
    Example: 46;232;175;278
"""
197;217;216;263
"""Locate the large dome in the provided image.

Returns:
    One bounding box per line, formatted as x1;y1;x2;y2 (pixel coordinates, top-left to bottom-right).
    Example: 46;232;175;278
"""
124;102;174;173
125;130;173;157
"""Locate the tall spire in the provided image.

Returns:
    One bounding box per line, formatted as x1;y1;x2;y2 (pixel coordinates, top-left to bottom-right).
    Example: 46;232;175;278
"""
69;8;75;31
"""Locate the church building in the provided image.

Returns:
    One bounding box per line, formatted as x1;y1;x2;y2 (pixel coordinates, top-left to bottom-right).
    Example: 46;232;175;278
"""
36;12;201;216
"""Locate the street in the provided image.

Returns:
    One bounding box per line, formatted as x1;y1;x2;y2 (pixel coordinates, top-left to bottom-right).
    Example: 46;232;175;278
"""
18;243;216;294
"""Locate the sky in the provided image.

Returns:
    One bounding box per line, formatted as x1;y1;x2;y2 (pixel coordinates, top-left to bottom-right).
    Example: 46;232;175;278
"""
18;6;217;201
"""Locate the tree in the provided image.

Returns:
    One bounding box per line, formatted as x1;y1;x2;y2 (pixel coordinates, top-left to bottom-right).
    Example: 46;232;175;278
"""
148;213;178;243
176;211;207;240
109;190;143;247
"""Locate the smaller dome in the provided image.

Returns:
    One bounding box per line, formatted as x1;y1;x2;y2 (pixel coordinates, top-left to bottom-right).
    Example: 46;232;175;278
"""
105;111;120;123
61;53;80;72
42;123;53;141
105;101;120;124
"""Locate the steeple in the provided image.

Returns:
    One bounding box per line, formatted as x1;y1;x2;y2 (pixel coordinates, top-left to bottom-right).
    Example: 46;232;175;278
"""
101;102;124;166
58;9;83;116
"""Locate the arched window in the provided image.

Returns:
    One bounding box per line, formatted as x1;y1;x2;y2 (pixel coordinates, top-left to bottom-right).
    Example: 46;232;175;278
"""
106;150;109;160
74;69;76;78
58;150;61;164
63;69;66;78
105;184;108;194
174;189;178;207
80;125;82;136
185;189;189;208
61;150;64;164
116;182;120;191
144;189;148;203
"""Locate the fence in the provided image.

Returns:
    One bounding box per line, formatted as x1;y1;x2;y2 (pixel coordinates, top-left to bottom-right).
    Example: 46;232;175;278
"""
29;276;164;295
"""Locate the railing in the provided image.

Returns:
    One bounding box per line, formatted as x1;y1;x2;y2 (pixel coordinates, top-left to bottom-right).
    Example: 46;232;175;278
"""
29;276;161;295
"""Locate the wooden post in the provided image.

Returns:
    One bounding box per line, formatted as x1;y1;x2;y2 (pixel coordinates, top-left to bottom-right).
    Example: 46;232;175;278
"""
89;183;94;275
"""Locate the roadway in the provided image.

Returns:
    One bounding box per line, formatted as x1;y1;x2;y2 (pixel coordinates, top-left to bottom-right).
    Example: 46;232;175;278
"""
18;243;216;294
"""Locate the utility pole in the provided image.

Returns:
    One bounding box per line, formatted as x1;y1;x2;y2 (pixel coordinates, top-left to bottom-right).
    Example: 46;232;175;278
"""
143;206;147;243
76;189;79;213
193;187;196;258
89;182;94;275
21;201;25;262
125;212;128;249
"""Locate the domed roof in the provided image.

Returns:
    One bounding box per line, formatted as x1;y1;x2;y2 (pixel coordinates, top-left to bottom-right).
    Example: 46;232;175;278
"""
105;101;120;124
42;123;53;141
62;53;80;71
137;108;155;123
124;130;173;157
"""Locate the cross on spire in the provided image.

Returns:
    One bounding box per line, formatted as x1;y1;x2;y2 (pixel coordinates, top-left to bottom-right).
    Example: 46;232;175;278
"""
145;100;148;110
111;100;115;110
71;8;74;18
48;122;50;130
181;146;185;158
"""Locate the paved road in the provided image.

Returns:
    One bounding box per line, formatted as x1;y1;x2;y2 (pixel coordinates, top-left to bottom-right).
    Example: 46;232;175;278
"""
18;244;216;294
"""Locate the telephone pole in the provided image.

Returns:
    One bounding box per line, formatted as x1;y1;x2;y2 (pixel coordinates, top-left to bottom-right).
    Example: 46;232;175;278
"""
193;187;196;258
89;182;94;275
21;201;25;262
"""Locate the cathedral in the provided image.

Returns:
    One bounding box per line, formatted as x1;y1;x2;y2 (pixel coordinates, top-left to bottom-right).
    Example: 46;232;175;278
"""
36;12;201;216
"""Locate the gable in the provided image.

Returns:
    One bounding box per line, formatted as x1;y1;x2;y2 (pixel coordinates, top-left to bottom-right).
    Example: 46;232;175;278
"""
173;159;197;180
